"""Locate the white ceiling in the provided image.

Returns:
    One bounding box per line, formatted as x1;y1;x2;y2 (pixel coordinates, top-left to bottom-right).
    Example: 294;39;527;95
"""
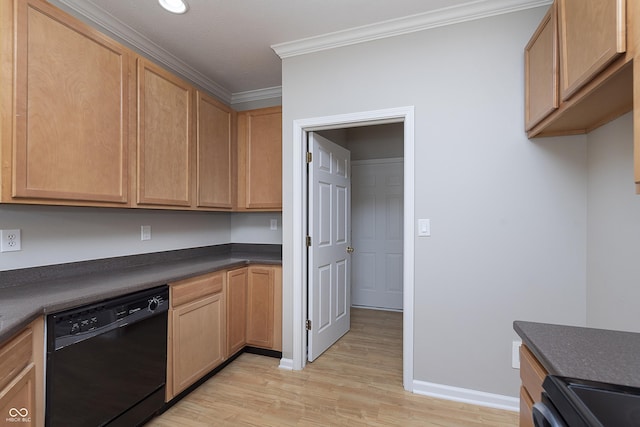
48;0;549;104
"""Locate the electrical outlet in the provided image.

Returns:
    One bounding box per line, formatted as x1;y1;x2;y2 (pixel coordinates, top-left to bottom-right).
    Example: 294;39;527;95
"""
1;229;22;252
270;219;278;230
512;340;522;369
141;225;151;241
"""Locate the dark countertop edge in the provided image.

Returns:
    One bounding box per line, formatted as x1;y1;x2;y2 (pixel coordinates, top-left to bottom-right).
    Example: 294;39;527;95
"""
513;320;640;388
1;243;281;288
513;321;556;374
0;244;281;345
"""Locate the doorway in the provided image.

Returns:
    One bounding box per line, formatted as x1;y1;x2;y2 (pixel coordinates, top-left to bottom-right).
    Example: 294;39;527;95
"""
290;106;415;391
318;125;404;312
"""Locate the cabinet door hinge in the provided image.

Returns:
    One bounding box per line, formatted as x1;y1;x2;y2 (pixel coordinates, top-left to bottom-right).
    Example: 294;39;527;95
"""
306;235;311;247
305;319;312;331
306;152;312;163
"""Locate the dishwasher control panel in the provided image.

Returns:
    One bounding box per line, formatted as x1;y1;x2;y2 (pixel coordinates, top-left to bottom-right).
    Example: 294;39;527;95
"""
51;286;168;340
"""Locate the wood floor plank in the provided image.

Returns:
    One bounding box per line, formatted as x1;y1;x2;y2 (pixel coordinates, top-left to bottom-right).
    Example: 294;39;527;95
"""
148;308;518;426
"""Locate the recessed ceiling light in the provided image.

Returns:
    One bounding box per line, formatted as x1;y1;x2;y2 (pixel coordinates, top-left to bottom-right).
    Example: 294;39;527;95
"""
158;0;189;14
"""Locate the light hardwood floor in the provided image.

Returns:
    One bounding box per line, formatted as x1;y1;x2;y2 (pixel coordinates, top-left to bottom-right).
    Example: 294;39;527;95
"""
148;308;518;427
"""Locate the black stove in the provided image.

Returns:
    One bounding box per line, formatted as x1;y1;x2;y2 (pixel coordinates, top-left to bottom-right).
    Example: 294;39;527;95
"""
534;375;640;427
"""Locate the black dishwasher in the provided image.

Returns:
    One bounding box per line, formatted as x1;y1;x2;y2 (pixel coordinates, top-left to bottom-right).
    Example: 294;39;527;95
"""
46;286;168;427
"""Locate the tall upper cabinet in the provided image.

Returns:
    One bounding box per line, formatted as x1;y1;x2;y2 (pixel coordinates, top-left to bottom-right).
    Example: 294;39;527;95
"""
196;92;234;209
525;0;640;191
137;58;193;208
1;0;132;206
236;106;282;210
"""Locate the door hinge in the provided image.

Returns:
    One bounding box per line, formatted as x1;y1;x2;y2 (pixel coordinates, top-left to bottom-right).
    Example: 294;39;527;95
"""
306;152;312;163
306;235;311;247
305;319;312;331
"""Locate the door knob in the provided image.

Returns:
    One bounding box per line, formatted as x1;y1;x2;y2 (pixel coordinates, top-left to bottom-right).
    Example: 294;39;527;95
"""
346;246;354;254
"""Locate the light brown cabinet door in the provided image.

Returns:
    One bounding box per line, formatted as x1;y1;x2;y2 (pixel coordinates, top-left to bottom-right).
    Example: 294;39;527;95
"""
137;58;193;207
518;344;547;427
196;92;233;209
10;0;131;204
525;4;558;130
0;364;36;427
0;318;43;427
237;107;282;210
558;0;626;101
226;268;247;357
246;266;274;348
246;265;282;351
170;292;225;397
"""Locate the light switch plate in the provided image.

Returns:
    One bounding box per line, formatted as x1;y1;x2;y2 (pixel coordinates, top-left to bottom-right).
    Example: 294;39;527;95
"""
418;219;431;237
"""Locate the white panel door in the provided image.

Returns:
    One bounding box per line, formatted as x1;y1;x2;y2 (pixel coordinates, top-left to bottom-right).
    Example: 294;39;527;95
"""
308;132;351;362
352;159;403;310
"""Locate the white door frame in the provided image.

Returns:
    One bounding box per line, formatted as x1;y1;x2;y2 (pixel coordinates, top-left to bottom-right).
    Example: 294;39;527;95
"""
291;106;415;391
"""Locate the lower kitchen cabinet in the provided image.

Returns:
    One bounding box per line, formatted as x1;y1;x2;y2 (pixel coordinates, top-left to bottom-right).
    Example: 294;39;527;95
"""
226;268;247;357
0;317;44;427
165;264;282;402
519;344;547;427
167;272;226;400
246;265;282;351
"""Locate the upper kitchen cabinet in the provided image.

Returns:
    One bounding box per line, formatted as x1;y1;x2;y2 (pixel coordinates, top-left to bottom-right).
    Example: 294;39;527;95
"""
236;106;282;211
525;0;634;139
137;58;194;208
1;0;132;206
525;4;559;130
558;0;626;101
196;91;234;209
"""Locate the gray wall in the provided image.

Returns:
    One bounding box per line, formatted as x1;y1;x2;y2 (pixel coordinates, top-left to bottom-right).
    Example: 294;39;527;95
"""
346;123;404;160
0;205;281;271
586;112;640;332
281;7;588;397
318;123;404;160
230;212;283;243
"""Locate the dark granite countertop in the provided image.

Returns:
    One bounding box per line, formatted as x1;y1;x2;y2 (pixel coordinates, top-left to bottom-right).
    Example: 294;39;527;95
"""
514;320;640;388
0;244;281;344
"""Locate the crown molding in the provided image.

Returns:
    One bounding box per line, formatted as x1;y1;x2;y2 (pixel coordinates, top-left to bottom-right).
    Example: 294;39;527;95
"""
231;86;283;105
47;0;234;104
271;0;552;59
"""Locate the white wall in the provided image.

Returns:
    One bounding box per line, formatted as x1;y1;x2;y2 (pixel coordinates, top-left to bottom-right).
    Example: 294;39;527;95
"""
586;112;640;332
282;7;588;398
0;205;282;271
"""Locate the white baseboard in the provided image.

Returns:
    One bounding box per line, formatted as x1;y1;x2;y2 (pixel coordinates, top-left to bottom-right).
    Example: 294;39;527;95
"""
279;358;294;370
412;380;519;412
